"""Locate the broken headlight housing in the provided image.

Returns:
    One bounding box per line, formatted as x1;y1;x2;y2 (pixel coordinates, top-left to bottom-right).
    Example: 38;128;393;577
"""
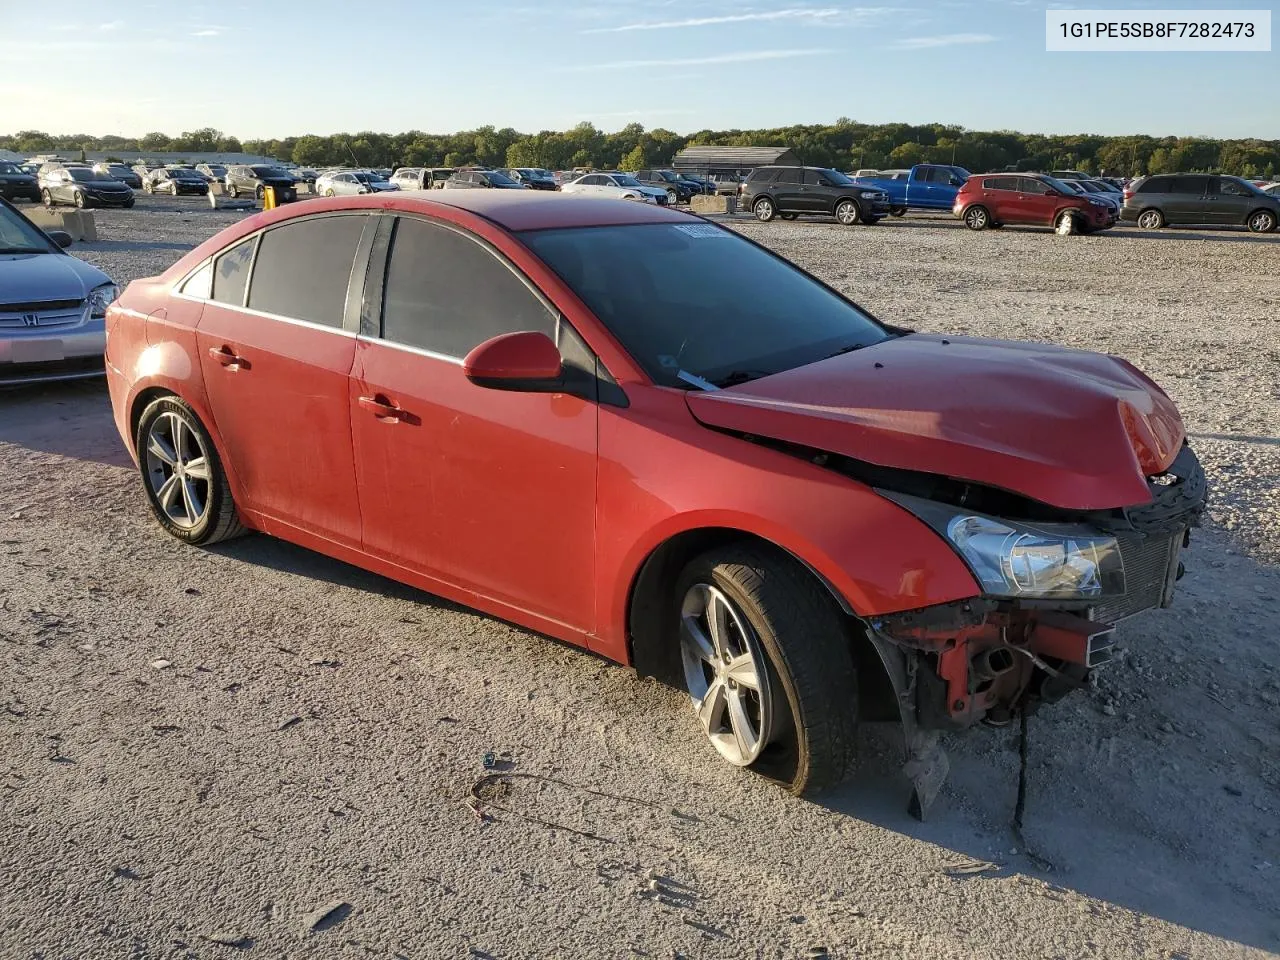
881;492;1126;600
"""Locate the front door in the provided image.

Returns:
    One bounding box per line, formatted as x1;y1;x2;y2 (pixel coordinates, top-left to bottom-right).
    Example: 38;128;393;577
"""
195;212;371;546
1206;176;1252;225
351;215;598;633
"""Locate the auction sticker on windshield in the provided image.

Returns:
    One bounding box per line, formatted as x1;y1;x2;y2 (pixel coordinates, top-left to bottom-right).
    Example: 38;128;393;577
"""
1046;9;1270;50
673;224;731;238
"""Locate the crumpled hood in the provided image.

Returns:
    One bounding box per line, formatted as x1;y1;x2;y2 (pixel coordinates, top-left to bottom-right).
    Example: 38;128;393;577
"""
0;252;112;304
686;334;1186;511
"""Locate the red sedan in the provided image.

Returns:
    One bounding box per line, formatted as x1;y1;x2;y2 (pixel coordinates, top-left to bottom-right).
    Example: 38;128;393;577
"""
105;192;1206;815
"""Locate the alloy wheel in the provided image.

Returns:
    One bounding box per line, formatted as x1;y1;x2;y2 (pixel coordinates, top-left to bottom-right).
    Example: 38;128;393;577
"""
679;583;773;766
144;412;213;530
754;198;774;222
1249;210;1276;233
964;206;988;230
1138;210;1163;229
836;200;859;225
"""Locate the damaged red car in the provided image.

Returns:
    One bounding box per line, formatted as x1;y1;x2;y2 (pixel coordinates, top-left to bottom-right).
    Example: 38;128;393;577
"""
105;192;1207;816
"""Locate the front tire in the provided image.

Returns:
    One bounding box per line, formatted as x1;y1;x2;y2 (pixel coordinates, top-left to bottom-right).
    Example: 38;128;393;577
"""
1247;209;1277;233
780;212;797;220
135;396;246;546
40;188;53;206
1136;208;1164;230
963;205;990;230
753;197;776;222
675;545;859;794
835;199;861;226
74;191;86;209
1055;210;1079;235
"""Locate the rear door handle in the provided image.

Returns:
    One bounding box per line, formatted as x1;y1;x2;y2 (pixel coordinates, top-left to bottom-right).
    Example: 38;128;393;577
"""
208;345;247;369
358;394;406;420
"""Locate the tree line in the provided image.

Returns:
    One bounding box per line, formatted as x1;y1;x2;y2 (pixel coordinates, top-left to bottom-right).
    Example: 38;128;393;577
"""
4;121;1277;178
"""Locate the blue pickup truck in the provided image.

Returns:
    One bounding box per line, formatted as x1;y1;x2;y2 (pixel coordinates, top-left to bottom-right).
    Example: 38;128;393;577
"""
851;164;971;216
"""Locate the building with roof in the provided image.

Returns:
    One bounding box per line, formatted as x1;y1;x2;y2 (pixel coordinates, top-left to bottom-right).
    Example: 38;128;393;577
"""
670;145;800;178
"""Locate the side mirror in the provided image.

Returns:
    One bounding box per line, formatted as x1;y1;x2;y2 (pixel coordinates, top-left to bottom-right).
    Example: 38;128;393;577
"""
47;230;73;248
463;331;562;390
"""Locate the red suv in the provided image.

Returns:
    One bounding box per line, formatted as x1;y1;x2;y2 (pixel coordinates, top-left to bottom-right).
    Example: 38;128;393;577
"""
954;173;1115;234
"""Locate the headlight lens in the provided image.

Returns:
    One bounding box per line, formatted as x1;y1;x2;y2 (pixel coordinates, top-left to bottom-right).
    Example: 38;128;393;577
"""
859;190;881;199
86;283;120;319
882;492;1126;600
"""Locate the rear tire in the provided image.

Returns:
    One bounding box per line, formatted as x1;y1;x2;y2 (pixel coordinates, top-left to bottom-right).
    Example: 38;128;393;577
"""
227;183;238;198
675;544;859;795
74;191;86;209
1136;208;1164;230
963;205;990;230
1247;209;1277;233
135;396;246;546
889;206;907;217
753;197;777;222
40;188;53;206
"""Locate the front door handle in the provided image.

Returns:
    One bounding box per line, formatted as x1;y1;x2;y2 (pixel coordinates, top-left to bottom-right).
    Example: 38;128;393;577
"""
208;345;247;369
358;394;405;420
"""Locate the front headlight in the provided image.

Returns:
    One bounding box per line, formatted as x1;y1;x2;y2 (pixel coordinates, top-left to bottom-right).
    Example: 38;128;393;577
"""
86;282;120;319
882;492;1126;600
859;190;881;199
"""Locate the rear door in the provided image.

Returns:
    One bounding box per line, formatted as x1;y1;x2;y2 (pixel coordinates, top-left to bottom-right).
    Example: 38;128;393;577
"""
195;212;373;546
350;214;599;632
1164;175;1210;224
978;176;1019;221
772;168;805;211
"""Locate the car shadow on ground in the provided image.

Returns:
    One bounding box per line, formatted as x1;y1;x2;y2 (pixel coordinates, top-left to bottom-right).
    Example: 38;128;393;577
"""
0;379;131;468
1191;432;1280;447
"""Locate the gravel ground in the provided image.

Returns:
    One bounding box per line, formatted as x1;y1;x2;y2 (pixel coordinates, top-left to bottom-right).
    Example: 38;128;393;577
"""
2;196;1278;959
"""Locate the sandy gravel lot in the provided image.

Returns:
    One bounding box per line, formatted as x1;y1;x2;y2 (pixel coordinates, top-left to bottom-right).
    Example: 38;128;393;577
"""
2;196;1278;959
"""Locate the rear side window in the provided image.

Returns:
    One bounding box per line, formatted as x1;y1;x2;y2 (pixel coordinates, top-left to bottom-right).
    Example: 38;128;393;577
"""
247;215;366;327
747;168;778;183
212;237;256;306
380;217;556;359
776;168;803;184
985;177;1018;191
1136;177;1169;194
1169;175;1208;195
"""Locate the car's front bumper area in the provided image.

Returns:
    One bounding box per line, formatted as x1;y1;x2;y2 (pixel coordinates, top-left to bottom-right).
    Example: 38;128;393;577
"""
1;319;107;385
859;196;892;218
870;444;1207;731
85;191;134;206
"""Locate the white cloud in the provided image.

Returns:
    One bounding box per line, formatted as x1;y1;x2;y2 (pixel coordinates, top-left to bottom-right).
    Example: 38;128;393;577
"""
191;27;222;36
99;20;124;30
585;8;837;33
892;32;996;48
558;48;832;72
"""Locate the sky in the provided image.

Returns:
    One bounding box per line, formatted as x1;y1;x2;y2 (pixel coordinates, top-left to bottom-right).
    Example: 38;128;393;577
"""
0;0;1275;139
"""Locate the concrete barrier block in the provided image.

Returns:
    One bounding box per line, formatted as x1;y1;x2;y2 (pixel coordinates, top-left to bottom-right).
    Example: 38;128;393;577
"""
26;207;96;242
209;182;224;196
690;195;737;215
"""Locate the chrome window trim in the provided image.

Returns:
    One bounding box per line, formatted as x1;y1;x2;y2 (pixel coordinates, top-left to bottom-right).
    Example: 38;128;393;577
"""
354;333;463;366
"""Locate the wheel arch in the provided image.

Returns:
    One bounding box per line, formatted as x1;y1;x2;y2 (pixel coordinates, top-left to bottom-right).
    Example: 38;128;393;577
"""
624;526;897;720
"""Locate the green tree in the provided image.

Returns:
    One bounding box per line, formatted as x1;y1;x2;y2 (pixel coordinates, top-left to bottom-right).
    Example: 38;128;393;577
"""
621;144;646;171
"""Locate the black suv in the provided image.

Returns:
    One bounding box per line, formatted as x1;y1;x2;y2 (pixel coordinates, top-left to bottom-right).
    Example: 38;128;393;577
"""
224;165;298;202
632;169;697;203
1121;173;1279;233
500;168;557;190
741;166;891;225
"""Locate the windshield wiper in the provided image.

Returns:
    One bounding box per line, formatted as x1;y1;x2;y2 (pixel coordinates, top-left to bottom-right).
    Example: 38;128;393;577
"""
0;246;46;254
822;343;868;360
709;369;774;388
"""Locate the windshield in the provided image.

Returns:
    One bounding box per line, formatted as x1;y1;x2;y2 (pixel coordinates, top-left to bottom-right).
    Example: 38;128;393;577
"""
0;163;20;175
519;223;890;388
820;168;854;185
1041;175;1076;194
485;170;518;186
0;203;56;254
611;174;643;187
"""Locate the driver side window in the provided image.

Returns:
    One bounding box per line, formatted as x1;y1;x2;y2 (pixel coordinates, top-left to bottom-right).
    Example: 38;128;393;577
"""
380;217;558;359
